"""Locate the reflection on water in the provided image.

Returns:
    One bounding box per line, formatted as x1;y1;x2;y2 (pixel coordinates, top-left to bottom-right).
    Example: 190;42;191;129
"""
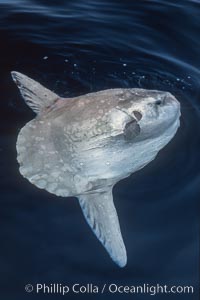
0;0;199;299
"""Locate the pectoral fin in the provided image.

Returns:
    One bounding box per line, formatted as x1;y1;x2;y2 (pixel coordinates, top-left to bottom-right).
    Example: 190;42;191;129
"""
123;119;140;141
79;188;127;267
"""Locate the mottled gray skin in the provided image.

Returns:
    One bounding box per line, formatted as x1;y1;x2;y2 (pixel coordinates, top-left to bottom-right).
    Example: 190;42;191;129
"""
12;72;181;267
18;88;180;196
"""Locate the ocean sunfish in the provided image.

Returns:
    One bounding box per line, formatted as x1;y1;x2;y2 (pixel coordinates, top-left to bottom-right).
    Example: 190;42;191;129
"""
12;71;181;267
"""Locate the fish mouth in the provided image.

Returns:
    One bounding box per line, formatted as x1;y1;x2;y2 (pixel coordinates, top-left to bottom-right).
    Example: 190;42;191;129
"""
165;93;181;115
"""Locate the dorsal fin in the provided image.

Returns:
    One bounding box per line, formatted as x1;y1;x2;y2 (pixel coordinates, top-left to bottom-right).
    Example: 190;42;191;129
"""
79;188;127;267
11;71;59;114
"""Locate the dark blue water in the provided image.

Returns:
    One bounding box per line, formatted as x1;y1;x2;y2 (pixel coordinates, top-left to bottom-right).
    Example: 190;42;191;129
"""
0;0;199;299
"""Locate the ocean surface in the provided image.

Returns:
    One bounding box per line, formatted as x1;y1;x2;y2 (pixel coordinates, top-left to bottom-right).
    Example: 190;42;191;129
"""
0;0;199;299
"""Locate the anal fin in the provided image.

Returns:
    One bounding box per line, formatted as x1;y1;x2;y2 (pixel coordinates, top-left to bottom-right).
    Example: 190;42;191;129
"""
79;188;127;267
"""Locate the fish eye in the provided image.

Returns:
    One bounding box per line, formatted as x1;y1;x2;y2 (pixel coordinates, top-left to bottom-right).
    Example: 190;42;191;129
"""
155;100;162;106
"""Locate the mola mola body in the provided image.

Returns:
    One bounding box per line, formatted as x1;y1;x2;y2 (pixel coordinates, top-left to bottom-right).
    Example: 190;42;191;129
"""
12;71;181;267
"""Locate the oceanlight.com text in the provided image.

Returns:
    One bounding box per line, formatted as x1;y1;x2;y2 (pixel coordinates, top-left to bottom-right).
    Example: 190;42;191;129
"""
25;283;194;296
